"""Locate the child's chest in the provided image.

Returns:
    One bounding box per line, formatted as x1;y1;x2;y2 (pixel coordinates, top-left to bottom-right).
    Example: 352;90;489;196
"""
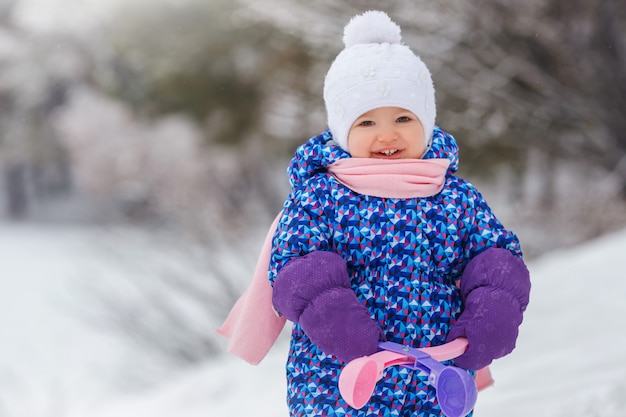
331;193;466;272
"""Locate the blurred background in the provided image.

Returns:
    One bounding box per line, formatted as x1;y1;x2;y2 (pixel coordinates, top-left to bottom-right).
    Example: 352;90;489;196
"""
1;0;625;414
3;0;626;253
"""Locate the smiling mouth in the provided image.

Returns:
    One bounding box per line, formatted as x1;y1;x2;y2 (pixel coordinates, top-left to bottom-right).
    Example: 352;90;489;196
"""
377;149;400;156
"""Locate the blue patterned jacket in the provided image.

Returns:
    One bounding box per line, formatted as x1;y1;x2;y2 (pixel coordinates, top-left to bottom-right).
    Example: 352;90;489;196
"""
269;126;521;359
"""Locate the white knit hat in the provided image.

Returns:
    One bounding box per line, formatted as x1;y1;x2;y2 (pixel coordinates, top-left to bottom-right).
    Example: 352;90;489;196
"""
323;11;436;152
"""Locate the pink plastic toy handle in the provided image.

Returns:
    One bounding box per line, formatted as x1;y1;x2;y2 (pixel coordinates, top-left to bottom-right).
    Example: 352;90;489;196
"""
339;338;475;415
418;337;468;361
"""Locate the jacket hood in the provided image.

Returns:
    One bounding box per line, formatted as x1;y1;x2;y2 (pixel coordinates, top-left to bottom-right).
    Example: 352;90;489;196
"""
287;126;460;190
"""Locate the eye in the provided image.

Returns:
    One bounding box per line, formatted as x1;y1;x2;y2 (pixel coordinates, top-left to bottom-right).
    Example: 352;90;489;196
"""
357;120;375;127
396;116;412;123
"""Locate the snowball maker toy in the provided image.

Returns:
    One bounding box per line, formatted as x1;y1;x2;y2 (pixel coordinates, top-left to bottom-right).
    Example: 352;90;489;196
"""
338;338;477;417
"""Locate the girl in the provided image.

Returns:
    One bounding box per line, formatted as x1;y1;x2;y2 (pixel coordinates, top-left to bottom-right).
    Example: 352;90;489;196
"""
222;11;530;417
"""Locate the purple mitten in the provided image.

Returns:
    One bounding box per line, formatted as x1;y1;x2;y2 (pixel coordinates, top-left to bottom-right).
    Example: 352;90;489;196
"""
447;248;531;370
272;251;384;363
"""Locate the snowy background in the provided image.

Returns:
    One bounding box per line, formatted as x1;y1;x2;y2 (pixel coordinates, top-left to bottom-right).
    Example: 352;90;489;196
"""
2;0;626;416
3;221;625;416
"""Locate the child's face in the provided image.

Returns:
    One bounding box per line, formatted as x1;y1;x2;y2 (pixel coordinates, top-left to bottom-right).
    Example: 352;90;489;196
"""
347;107;425;159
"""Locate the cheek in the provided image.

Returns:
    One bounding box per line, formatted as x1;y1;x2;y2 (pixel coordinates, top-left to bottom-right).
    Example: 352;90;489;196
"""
404;131;426;158
348;143;367;157
347;132;368;156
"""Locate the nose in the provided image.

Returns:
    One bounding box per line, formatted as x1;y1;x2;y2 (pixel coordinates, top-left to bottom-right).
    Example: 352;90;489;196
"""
376;123;398;143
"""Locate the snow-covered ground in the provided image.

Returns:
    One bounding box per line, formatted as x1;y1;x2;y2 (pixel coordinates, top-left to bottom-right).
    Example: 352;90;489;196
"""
1;221;625;416
0;222;132;416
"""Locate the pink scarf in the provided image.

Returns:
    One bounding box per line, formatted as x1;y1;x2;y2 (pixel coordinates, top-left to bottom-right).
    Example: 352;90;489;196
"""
328;158;450;198
216;158;450;364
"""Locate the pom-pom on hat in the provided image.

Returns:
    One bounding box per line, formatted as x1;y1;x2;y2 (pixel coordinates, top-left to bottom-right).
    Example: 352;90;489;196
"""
323;11;436;152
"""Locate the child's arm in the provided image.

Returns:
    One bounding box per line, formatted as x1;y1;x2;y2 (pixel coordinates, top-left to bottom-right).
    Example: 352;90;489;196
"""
445;184;530;370
269;186;384;363
462;189;523;260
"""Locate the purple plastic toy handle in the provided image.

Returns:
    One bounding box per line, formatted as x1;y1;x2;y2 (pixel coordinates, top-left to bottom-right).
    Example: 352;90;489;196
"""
379;341;477;417
339;340;477;417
